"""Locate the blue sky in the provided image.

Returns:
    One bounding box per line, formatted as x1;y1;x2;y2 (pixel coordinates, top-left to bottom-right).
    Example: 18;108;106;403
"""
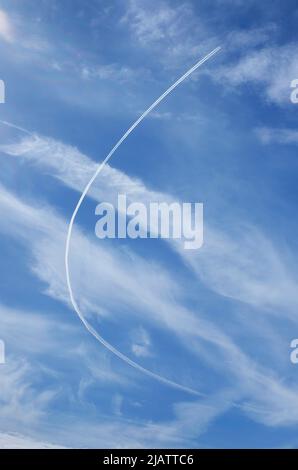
0;0;298;449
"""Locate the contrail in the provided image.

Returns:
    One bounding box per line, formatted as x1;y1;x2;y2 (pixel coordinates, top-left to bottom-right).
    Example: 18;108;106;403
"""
65;47;221;396
0;120;35;136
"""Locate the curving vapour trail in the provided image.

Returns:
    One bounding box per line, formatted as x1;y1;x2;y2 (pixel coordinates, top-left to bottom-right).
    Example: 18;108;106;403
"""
0;120;35;136
65;47;221;397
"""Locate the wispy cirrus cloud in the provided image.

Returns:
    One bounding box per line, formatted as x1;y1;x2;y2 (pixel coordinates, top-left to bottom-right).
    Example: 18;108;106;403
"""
121;0;277;78
215;44;298;104
256;127;298;145
122;0;195;48
0;9;14;43
0;302;231;448
120;0;219;71
2;0;298;449
2;132;298;431
2;128;298;317
0;432;65;449
131;327;153;358
0;355;58;432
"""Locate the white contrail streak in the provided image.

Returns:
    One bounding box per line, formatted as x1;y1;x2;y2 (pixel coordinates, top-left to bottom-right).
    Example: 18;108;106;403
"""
0;119;34;136
65;47;221;396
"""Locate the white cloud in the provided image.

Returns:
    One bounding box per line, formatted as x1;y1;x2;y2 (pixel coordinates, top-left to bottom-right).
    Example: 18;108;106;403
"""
242;373;298;427
225;24;277;50
122;0;183;45
44;391;231;448
256;127;298;145
0;432;65;449
3;129;298;429
0;131;166;208
0;10;14;43
0;358;56;426
81;63;151;84
121;0;275;75
111;394;123;417
0;392;227;448
177;224;298;315
0;296;229;448
1;181;298;430
131;327;152;358
2;130;298;316
216;44;298;104
0;303;76;356
0;182;222;362
121;0;218;69
0;298;137;438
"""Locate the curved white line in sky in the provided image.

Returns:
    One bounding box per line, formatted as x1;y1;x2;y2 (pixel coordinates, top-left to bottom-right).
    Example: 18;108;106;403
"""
0;119;35;136
65;47;221;396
